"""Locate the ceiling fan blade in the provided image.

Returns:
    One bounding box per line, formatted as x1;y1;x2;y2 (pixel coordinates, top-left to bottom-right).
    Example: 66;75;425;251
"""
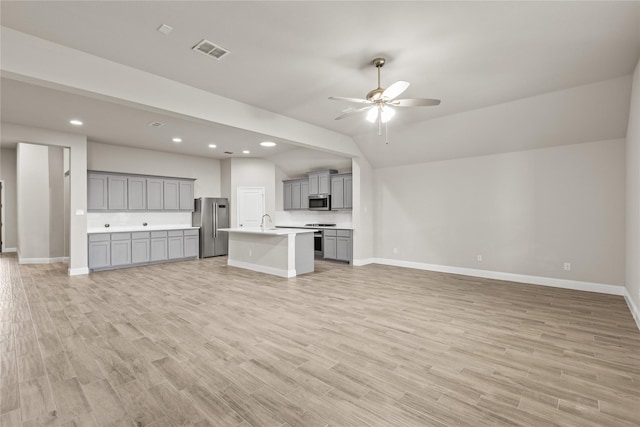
390;98;441;107
382;81;409;100
334;106;373;120
329;96;372;105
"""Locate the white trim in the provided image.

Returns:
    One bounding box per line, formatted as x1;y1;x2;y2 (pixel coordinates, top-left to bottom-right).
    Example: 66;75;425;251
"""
3;247;17;253
18;256;69;264
0;179;5;253
68;267;89;276
624;289;640;331
227;259;295;278
352;257;374;266
373;258;625;296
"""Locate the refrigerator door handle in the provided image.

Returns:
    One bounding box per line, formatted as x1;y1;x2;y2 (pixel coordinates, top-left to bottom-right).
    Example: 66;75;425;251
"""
213;202;218;238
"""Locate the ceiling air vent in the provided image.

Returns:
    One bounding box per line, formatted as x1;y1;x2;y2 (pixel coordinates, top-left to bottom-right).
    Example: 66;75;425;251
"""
147;121;164;128
192;39;230;60
224;151;234;155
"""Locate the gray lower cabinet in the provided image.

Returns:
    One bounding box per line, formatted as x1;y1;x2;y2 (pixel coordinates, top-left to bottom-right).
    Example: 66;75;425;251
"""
168;230;184;259
150;231;168;262
89;229;198;271
323;229;352;263
88;234;110;269
131;232;150;264
110;235;132;267
184;230;199;258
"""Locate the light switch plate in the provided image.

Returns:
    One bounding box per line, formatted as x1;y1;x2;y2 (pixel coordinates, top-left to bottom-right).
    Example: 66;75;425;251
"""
75;209;85;215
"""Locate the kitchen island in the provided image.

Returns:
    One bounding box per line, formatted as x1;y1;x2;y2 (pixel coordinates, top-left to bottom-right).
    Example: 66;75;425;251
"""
218;228;317;278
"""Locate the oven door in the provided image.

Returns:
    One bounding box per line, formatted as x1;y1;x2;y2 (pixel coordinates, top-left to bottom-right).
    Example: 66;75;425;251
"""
314;230;323;257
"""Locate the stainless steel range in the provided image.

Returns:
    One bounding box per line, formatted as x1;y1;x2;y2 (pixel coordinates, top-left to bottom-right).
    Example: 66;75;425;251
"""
305;224;336;257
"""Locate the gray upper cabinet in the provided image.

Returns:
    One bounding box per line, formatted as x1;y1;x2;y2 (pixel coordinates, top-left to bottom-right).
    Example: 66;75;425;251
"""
330;174;353;210
291;181;302;209
283;182;292;210
128;177;146;210
108;175;128;210
147;178;164;210
88;171;195;212
88;173;108;211
163;180;180;210
309;174;319;195
308;170;337;195
301;180;309;209
179;180;194;211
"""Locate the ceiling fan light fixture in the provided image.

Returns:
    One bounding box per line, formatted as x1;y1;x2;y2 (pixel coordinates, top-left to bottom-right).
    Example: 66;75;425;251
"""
381;106;395;123
366;107;378;123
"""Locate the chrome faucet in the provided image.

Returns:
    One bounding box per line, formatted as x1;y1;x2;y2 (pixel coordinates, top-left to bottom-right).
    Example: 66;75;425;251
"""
260;214;273;229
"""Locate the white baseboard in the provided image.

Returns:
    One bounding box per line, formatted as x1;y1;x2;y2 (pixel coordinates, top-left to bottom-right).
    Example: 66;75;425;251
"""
352;257;374;266
68;267;89;276
373;258;625;296
227;259;295;278
18;256;69;264
624;289;640;331
2;247;17;253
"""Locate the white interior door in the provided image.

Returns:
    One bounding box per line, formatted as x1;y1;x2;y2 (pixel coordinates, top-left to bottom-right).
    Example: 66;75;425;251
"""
237;187;265;228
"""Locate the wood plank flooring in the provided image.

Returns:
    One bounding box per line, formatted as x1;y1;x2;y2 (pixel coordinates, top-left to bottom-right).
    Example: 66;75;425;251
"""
1;253;638;426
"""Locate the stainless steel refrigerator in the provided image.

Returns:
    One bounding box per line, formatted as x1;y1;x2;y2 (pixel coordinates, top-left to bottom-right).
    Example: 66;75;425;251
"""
192;198;229;258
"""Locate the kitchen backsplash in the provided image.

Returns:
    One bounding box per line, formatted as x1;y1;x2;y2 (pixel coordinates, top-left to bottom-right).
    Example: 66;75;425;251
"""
275;210;352;227
87;212;192;229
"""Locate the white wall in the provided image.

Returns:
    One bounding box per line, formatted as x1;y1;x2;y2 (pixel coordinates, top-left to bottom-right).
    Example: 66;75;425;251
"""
626;58;640;322
48;146;65;258
17;143;51;261
87;141;221;198
0;148;17;250
227;158;276;227
3;123;88;274
375;139;626;287
352;156;375;264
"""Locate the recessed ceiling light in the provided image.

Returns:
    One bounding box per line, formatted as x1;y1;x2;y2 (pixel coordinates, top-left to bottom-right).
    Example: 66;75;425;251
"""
172;137;182;143
242;150;250;154
69;119;83;126
260;141;276;147
208;144;217;148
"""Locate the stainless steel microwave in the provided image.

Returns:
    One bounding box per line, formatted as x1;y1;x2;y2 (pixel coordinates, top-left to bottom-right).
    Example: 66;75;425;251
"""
308;194;331;210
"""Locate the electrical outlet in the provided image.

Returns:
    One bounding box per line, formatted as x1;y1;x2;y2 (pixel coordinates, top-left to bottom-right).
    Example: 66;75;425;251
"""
476;255;482;262
564;262;571;271
393;248;398;254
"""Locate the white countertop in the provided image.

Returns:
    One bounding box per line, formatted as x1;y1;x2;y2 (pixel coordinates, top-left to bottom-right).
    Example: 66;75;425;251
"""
219;227;317;235
87;225;200;234
275;224;354;230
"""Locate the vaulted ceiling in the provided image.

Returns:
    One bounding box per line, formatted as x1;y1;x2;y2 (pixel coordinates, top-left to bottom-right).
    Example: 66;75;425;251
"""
1;1;639;167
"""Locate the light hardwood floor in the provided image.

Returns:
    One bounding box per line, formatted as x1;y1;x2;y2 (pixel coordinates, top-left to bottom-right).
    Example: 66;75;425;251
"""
1;253;638;426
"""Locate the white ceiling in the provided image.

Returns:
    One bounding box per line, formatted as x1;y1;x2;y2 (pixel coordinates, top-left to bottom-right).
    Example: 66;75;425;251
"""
1;1;639;167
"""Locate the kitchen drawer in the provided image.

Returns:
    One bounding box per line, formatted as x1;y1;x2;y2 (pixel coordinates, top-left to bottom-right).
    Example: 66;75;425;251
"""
337;230;351;237
89;233;110;242
324;229;337;237
183;229;199;236
151;231;168;238
168;230;184;237
111;233;131;241
132;231;150;239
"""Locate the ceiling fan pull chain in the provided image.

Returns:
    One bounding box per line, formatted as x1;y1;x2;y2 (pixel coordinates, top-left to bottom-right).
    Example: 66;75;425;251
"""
378;109;382;135
385;122;389;145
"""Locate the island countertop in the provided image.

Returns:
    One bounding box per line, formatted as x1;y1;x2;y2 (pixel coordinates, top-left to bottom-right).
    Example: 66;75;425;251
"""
87;225;200;234
218;227;317;236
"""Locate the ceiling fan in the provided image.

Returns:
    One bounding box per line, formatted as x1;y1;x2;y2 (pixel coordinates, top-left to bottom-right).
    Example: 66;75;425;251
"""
329;57;441;132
